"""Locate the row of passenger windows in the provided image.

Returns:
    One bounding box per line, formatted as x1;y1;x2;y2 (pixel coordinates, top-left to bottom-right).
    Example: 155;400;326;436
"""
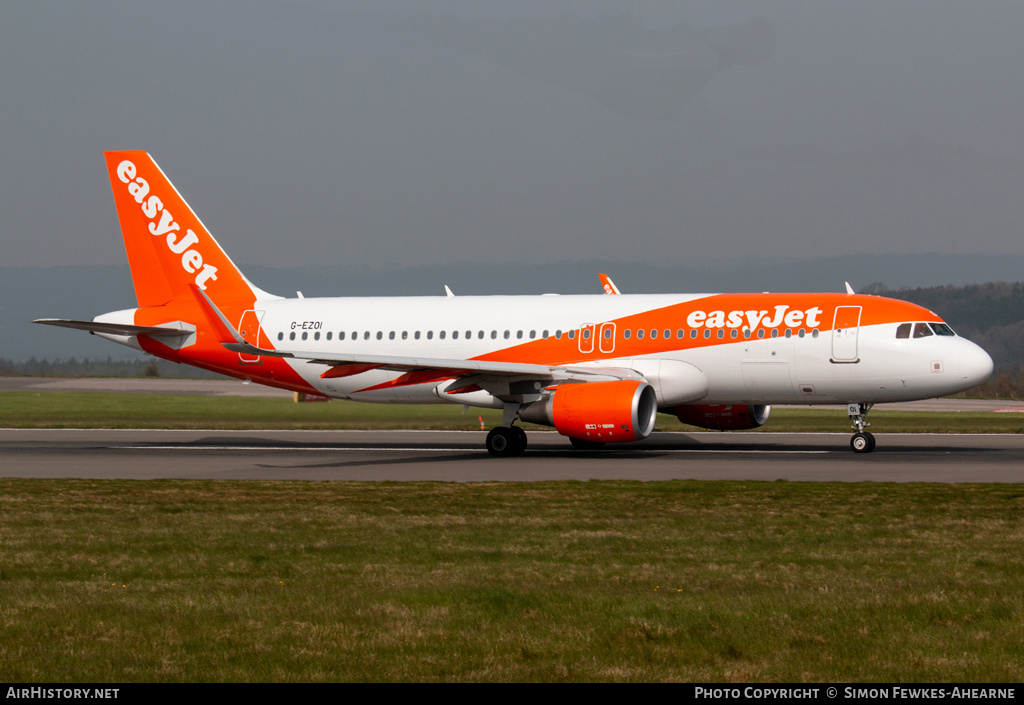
280;329;552;342
277;327;824;343
895;322;956;339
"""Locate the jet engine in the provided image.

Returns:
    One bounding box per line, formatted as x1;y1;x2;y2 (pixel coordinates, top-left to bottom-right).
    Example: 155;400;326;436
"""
520;380;658;443
671;404;771;430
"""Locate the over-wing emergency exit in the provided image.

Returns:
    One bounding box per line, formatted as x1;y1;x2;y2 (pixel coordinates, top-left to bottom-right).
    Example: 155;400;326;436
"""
36;152;994;456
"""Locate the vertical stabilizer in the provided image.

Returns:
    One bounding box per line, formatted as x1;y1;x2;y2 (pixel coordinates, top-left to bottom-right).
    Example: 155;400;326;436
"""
104;151;262;308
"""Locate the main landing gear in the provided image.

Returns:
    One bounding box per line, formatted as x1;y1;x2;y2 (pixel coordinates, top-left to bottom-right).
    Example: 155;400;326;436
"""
486;403;529;457
848;402;875;453
486;425;528;457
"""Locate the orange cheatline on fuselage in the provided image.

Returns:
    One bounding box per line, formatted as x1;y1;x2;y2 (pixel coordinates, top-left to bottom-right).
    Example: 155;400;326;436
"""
468;293;941;368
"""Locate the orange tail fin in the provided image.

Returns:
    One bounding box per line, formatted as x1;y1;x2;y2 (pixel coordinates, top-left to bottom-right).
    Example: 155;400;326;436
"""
104;151;270;308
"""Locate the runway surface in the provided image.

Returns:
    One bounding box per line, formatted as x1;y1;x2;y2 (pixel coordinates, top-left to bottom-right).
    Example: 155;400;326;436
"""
3;429;1023;482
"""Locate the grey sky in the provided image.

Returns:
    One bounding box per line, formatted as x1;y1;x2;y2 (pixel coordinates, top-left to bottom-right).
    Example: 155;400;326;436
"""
4;1;1024;271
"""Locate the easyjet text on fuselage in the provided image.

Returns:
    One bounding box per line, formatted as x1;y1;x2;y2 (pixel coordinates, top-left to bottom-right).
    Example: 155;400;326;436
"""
686;305;823;331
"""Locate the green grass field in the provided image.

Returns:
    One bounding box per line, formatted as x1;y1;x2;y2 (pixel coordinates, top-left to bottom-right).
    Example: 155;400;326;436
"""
2;391;1023;681
1;479;1022;682
3;391;1024;433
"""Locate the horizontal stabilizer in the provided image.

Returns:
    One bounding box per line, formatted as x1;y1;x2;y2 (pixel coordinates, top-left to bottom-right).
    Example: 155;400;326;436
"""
33;318;194;339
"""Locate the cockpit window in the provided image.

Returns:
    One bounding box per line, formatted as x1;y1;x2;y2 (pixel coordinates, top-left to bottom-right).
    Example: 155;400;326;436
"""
899;322;956;339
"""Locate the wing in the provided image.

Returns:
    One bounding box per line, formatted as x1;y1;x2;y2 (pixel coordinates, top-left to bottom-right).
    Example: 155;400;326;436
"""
189;285;643;397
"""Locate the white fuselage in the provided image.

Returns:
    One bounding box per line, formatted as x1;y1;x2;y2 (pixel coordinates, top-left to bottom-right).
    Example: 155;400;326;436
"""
231;293;993;409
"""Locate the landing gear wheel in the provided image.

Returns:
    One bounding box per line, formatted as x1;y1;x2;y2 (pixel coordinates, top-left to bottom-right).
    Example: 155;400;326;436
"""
512;426;528;450
847;403;876;454
851;432;876;454
486;427;526;457
569;437;605;451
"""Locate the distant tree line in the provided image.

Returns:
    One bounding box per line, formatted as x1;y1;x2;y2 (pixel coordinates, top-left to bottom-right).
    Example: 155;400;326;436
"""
865;281;1024;399
0;357;220;379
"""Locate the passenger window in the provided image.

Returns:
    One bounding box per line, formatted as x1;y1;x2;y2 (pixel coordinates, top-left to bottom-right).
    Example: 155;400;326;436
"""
339;332;345;341
402;331;408;340
664;329;671;339
555;330;562;339
314;332;320;341
289;332;295;341
637;329;644;340
530;330;536;339
376;331;383;340
677;329;684;339
415;331;421;340
717;330;724;339
896;323;911;339
603;328;611;340
624;329;631;339
278;332;284;341
427;331;433;340
439;331;445;340
757;329;765;339
452;331;458;340
363;332;370;340
913;323;933;338
731;329;738;339
582;329;590;340
517;330;523;339
650;329;657;339
492;330;498;339
326;332;332;341
302;332;308;341
690;330;698;339
389;331;395;340
567;330;575;340
504;330;511;339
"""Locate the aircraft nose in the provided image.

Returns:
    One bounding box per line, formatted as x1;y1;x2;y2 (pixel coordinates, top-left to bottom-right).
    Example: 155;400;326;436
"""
958;341;994;389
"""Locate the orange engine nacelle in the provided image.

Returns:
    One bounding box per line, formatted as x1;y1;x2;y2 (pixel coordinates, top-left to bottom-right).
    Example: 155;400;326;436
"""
519;380;658;443
672;404;771;431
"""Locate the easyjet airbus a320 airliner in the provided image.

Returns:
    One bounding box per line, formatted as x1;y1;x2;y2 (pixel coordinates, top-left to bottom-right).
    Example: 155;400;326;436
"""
37;152;994;456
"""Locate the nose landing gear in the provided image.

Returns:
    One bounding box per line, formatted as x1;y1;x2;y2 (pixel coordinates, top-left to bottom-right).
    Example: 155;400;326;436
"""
848;403;875;453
